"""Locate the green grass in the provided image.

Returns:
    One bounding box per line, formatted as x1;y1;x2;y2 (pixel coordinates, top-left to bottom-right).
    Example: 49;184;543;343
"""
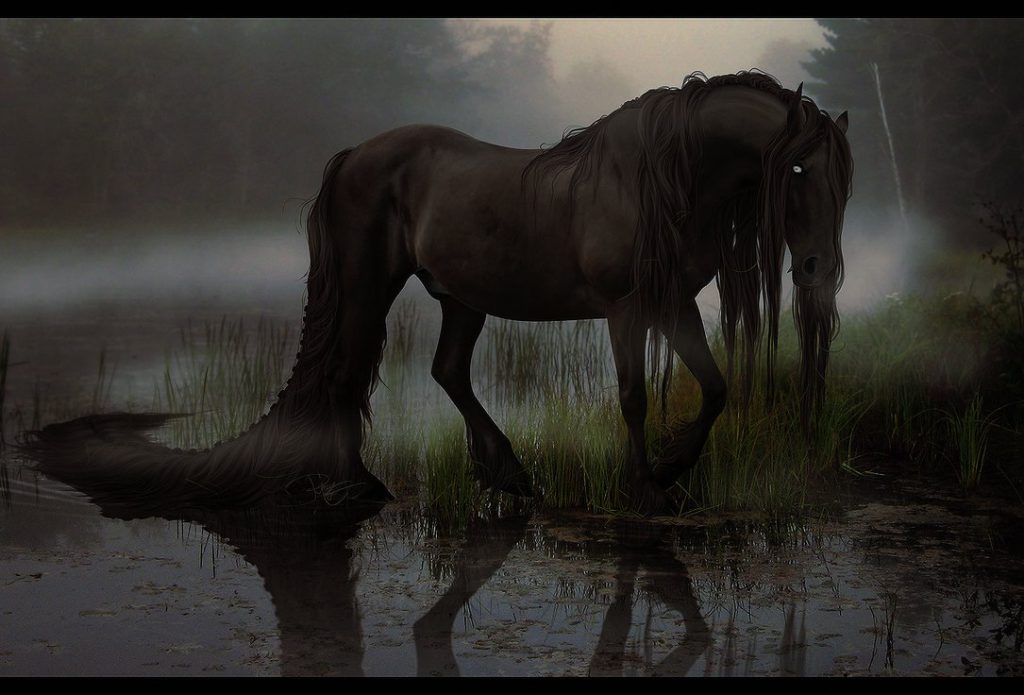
365;417;425;497
421;417;481;530
945;395;996;492
508;395;625;511
157;316;292;449
480;319;611;407
665;290;1022;508
6;287;1023;528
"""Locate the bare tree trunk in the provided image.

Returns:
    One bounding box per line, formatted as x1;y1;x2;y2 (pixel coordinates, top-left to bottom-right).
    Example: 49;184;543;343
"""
872;62;910;235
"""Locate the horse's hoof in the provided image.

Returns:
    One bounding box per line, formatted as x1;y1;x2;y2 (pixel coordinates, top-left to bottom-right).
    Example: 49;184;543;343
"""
652;452;702;489
478;464;534;498
470;440;533;498
357;473;395;502
651;461;681;489
495;472;534;498
631;483;676;517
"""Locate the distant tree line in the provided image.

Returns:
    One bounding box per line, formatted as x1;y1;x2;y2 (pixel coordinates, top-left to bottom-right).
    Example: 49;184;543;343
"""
5;18;1019;249
803;18;1024;247
0;19;559;229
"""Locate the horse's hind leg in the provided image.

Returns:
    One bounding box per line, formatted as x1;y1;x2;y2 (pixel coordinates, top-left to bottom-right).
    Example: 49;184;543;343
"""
321;267;409;502
430;296;533;497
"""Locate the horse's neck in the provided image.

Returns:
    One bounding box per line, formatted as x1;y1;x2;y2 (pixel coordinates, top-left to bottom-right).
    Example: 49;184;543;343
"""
699;85;789;150
595;85;789;201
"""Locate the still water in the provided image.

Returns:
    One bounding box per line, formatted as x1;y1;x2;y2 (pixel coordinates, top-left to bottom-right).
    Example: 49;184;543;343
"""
2;457;1023;676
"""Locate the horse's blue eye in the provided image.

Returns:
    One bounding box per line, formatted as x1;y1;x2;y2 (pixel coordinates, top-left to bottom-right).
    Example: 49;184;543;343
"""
792;164;804;174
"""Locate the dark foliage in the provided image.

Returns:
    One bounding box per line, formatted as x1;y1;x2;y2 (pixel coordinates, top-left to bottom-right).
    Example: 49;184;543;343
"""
0;19;557;228
803;19;1024;246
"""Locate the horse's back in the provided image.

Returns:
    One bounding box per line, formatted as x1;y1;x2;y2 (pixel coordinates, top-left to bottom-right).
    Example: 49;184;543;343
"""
345;124;532;177
334;124;625;320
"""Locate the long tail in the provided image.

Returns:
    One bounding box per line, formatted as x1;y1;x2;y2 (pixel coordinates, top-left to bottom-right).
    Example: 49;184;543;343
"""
24;148;391;512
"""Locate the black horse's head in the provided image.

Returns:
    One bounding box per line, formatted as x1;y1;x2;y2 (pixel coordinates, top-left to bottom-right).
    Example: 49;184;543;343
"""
780;85;852;291
767;84;854;425
741;82;854;427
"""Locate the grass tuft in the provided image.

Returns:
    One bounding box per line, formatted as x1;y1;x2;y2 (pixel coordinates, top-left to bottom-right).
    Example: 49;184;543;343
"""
157;317;291;449
945;394;996;492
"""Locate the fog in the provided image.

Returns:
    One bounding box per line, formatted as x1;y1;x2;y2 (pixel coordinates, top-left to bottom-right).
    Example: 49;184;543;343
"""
2;227;307;312
0;220;938;338
0;19;1008;331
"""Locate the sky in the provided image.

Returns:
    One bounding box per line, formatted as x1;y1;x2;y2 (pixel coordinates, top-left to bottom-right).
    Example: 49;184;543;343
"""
538;19;825;83
453;19;830;138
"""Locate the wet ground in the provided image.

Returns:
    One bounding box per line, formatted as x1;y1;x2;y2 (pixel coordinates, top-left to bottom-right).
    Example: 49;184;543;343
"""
2;456;1023;676
2;285;1023;676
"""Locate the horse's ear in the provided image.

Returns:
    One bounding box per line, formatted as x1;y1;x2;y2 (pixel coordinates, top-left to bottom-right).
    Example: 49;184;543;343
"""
788;82;806;132
835;110;849;134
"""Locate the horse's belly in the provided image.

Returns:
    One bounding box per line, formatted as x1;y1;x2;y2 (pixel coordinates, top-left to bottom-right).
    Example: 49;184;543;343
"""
453;280;603;322
422;264;604;321
414;228;604;321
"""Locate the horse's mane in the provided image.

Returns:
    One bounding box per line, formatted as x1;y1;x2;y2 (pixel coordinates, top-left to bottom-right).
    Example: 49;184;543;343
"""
746;92;853;426
524;70;853;424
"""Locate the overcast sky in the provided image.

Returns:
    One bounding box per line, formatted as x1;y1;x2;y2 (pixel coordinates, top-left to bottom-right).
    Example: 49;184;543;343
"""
482;20;824;81
462;19;830;125
543;19;824;82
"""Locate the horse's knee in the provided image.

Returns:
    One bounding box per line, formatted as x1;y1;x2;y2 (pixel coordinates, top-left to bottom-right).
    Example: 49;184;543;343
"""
430;358;453;389
618;383;647;422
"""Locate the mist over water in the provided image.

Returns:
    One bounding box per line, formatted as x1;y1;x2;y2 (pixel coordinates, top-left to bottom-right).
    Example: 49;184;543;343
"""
0;18;960;332
0;208;973;350
1;227;308;312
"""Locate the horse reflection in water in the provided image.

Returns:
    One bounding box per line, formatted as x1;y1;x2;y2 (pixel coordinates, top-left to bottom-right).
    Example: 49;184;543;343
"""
586;523;710;677
21;413;374;675
412;516;531;676
26;416;711;675
216;507;375;675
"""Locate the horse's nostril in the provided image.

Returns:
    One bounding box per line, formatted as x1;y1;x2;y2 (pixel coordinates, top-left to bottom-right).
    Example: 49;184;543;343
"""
802;256;818;275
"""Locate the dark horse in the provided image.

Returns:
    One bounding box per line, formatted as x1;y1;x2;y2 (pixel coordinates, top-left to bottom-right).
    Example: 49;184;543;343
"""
29;72;852;516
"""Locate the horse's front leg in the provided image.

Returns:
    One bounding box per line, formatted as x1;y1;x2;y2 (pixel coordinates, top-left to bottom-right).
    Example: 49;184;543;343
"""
652;299;727;489
607;305;674;516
